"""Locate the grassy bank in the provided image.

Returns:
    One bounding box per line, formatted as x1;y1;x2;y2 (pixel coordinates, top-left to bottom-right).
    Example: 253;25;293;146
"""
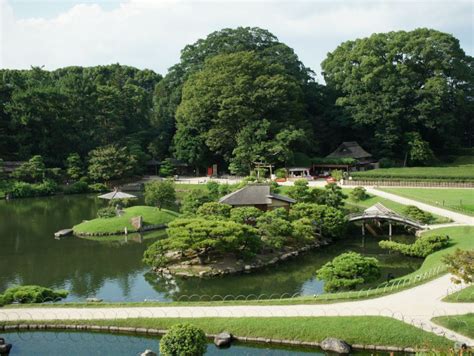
73;206;179;234
393;226;473;281
343;189;451;224
2;316;453;350
444;285;474;303
432;314;474;339
379;188;474;216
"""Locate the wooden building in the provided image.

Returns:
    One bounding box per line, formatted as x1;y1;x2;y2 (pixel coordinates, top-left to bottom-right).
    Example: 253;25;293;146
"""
219;184;296;211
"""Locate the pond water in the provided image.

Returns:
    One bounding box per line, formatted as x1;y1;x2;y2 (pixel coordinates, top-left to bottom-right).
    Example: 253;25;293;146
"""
0;195;422;302
1;331;403;355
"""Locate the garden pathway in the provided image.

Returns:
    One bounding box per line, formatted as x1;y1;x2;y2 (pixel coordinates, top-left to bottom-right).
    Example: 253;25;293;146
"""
366;188;474;225
1;274;473;346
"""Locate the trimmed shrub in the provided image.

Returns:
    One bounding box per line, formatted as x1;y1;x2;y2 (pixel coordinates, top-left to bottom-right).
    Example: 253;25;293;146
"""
349;187;369;202
379;234;450;257
160;323;207;356
317;252;380;292
97;207;116;218
256;208;292;249
1;285;68;304
275;168;287;179
196;202;232;219
403;205;434;224
230;207;263;225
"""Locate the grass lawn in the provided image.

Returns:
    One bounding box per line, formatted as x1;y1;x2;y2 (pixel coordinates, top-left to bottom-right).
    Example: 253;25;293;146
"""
379;188;474;216
174;183;207;199
432;314;474;339
343;189;451;224
443;285;474;303
3;316;453;350
394;226;474;281
350;156;474;182
73;206;179;234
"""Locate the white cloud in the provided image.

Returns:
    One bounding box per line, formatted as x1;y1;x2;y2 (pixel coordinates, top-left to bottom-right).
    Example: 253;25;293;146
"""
1;0;472;78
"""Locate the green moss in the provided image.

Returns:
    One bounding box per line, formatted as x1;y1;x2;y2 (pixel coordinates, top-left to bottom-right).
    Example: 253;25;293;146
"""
73;206;179;234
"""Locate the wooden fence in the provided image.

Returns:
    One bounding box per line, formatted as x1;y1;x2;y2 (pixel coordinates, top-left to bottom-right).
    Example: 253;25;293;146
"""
343;180;474;188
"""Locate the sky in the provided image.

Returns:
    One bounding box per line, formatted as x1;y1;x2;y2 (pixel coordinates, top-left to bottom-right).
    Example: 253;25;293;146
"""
1;0;473;79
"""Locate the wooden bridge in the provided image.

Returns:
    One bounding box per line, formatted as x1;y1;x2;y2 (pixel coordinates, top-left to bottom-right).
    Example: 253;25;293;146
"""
347;203;427;236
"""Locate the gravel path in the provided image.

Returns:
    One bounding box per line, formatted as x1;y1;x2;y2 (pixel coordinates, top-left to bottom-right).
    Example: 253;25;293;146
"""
1;275;473;346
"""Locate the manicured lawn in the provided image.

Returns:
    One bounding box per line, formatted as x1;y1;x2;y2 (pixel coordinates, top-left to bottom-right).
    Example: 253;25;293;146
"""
73;206;179;234
443;285;474;303
395;226;474;281
4;316;453;350
350;157;474;182
432;314;474;339
343;189;451;224
380;188;474;216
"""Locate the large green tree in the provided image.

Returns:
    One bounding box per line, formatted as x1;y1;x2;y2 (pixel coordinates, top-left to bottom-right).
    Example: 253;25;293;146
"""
175;51;306;172
321;28;474;158
153;27;316;162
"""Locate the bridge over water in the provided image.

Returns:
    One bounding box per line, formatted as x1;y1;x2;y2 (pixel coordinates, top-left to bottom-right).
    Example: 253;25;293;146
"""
347;203;427;236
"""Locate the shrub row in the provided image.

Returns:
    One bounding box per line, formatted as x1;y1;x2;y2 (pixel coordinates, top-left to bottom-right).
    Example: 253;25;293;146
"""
379;235;450;258
6;180;108;199
0;285;68;306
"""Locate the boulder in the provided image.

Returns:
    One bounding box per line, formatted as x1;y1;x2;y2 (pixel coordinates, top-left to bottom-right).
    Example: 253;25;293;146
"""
86;298;103;303
0;337;12;355
321;338;351;354
140;350;156;356
214;332;233;348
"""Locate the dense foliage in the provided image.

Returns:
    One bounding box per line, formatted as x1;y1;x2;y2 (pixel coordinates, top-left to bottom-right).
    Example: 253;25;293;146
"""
443;249;474;284
143;218;261;266
144;180;176;210
379;235;450;257
317;252;381;292
349;187;369;202
322;28;473;160
0;285;68;305
1;27;472;179
403;205;434;224
159;323;207;356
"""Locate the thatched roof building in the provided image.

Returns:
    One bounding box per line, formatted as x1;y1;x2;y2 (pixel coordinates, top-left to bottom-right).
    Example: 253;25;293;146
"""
326;141;372;161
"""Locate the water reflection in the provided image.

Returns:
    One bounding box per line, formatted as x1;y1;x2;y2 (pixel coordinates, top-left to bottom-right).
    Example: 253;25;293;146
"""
0;195;422;302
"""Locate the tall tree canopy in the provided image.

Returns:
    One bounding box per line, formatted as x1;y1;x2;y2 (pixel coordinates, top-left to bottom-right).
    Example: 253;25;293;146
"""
152;27;317;162
0;64;161;165
175;51;307;173
321;28;474;159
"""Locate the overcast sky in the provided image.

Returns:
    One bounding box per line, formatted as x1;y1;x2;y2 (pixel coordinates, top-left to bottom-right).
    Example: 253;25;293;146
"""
1;0;473;80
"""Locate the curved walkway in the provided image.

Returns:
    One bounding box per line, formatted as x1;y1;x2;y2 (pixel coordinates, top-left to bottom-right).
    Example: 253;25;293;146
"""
1;275;473;346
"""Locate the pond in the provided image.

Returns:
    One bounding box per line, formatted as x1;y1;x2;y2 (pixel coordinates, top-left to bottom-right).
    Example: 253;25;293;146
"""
0;195;422;302
1;331;404;355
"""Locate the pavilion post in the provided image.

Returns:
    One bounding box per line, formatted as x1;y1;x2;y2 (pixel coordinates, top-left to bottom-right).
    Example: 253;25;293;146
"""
361;223;365;236
389;222;392;239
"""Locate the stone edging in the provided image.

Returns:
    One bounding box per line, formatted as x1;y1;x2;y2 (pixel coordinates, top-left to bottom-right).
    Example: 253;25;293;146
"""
74;224;167;237
0;324;422;353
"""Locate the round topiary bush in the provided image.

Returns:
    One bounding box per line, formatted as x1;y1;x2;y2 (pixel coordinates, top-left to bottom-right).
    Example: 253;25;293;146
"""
160;323;207;356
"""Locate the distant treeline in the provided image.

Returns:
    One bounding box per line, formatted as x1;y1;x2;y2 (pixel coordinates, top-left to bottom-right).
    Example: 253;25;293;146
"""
1;27;472;174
